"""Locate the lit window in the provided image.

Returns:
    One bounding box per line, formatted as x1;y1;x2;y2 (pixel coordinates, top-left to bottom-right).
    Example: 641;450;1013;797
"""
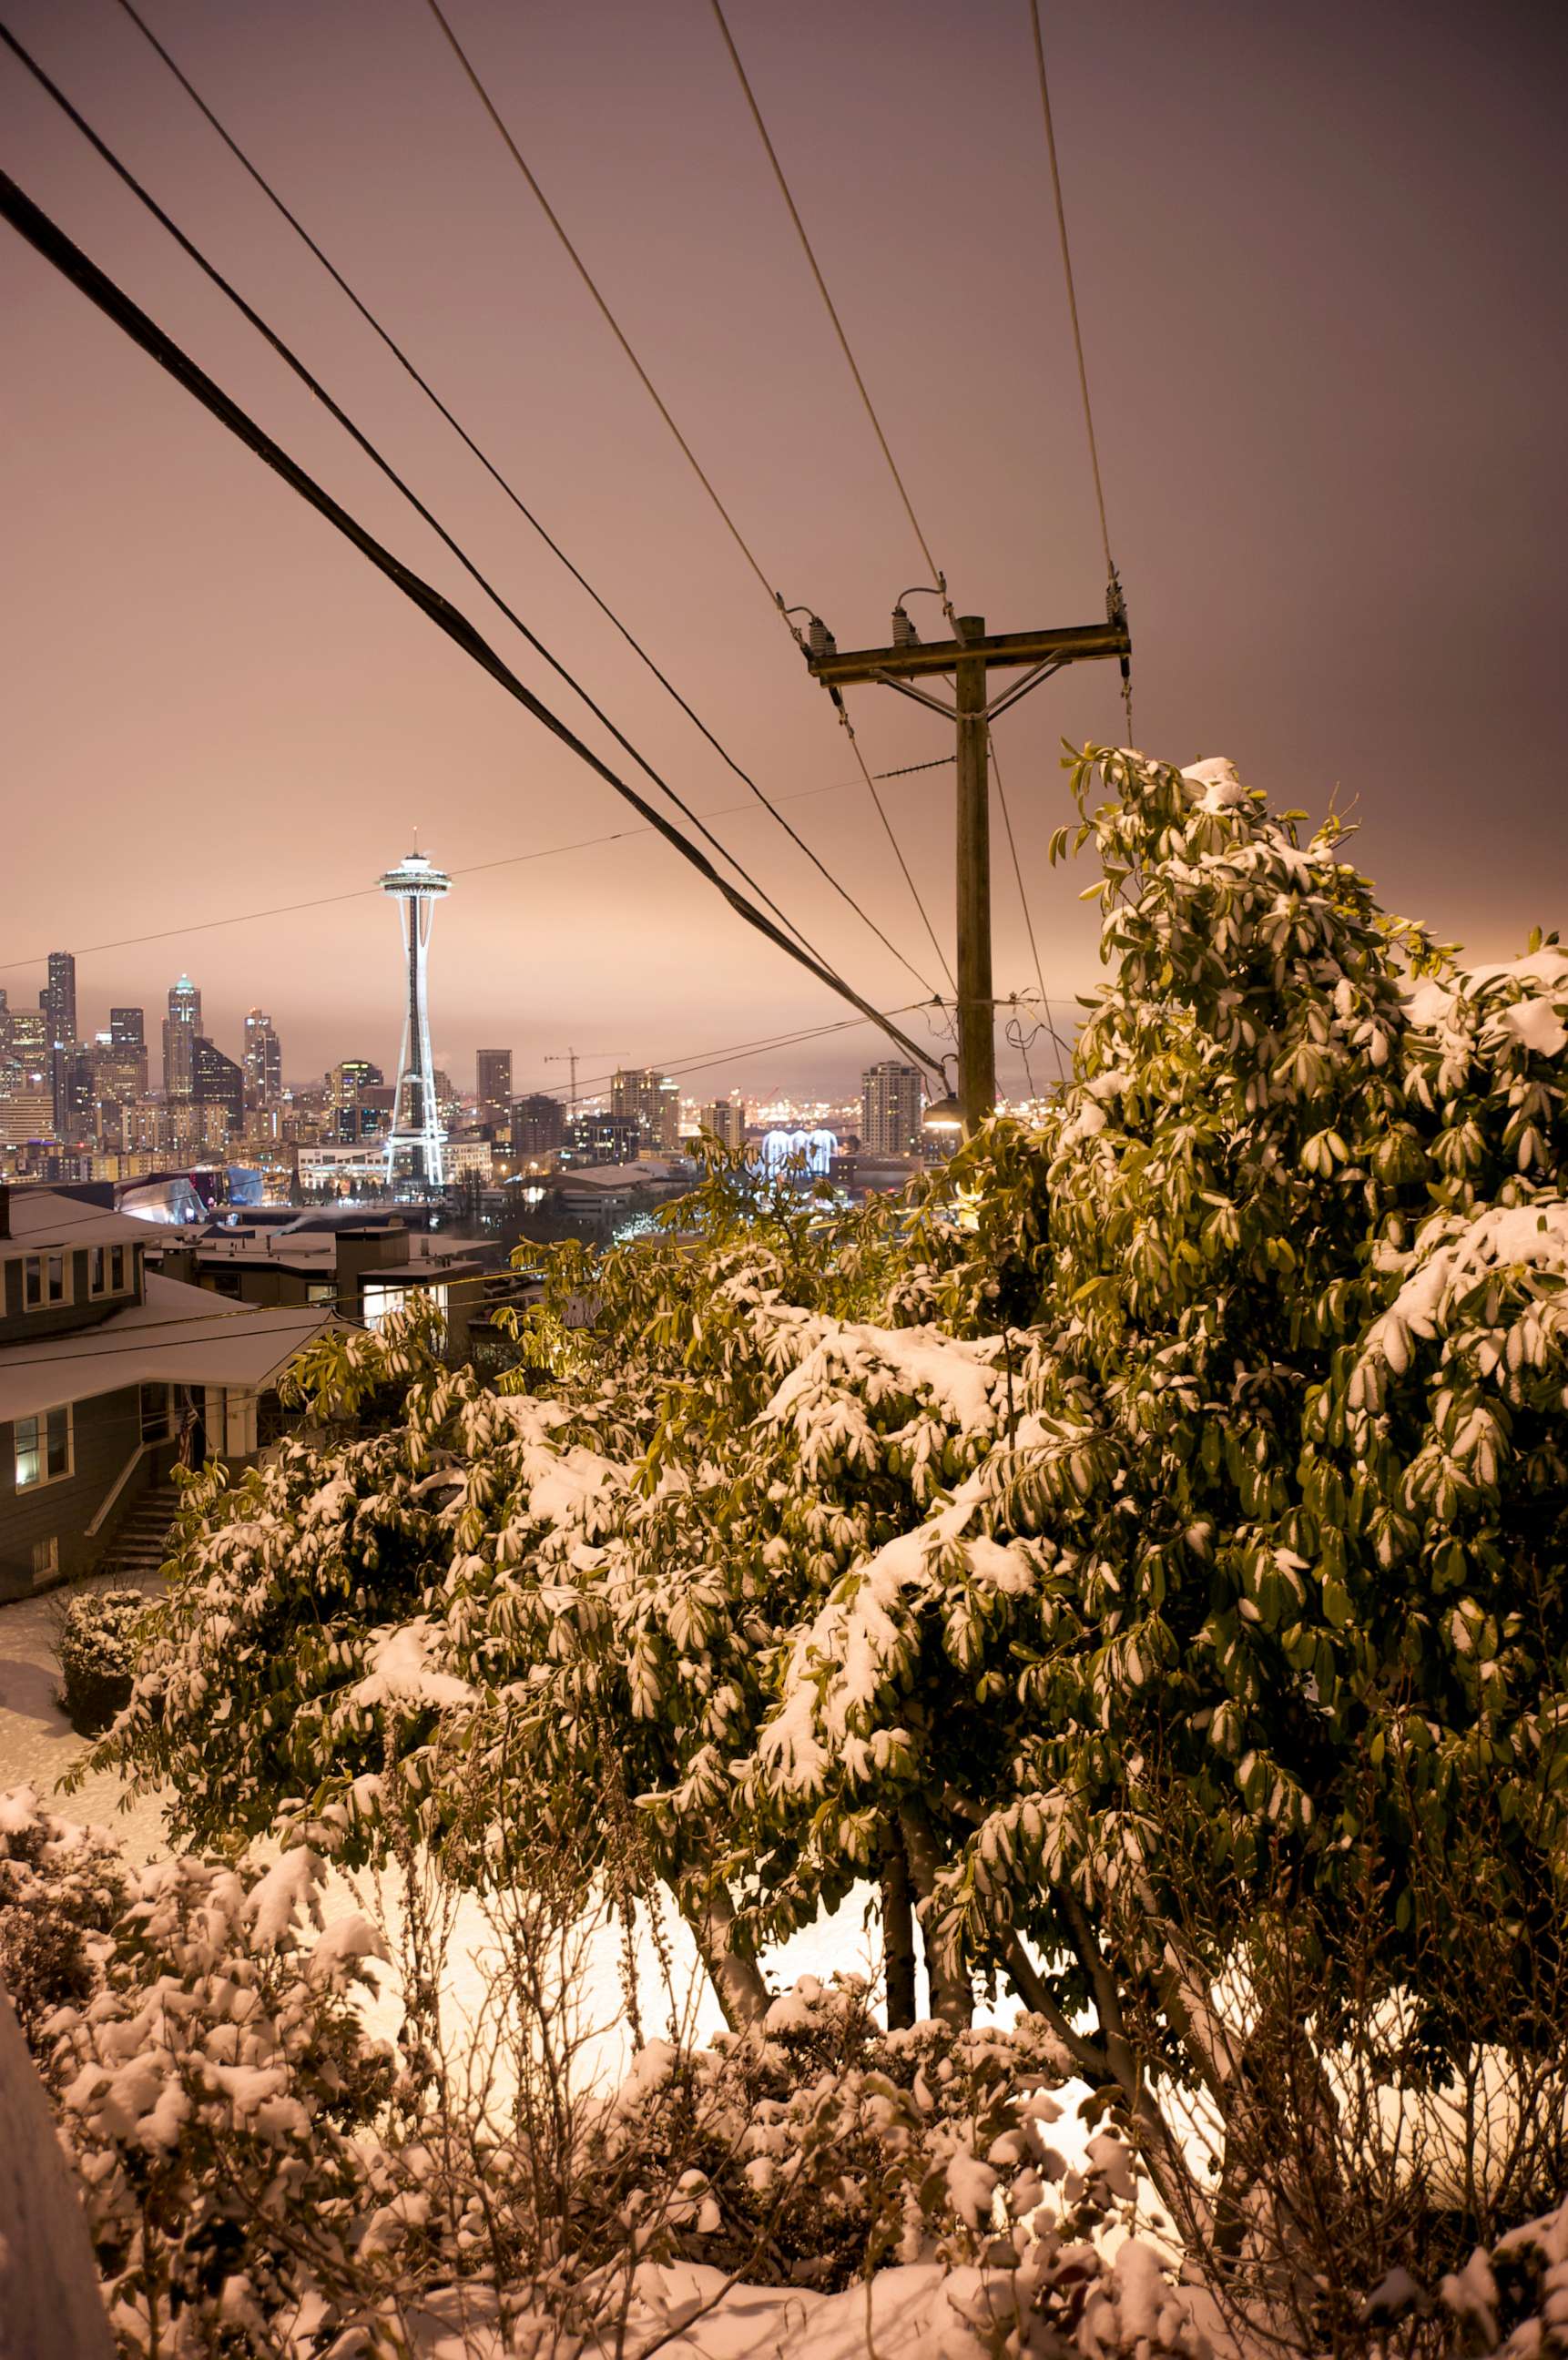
23;1254;69;1310
15;1404;72;1490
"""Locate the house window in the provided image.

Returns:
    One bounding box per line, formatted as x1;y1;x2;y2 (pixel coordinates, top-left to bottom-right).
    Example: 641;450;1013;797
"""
23;1253;69;1310
90;1244;128;1297
15;1404;73;1490
31;1538;58;1585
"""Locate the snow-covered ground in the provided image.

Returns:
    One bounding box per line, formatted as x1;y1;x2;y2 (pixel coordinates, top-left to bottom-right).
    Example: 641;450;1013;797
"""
0;1582;873;2078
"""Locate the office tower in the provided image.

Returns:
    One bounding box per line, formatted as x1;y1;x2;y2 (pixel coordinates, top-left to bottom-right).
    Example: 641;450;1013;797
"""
328;1058;383;1106
91;1032;147;1111
44;950;77;1133
698;1099;746;1150
565;1110;641;1165
476;1048;513;1134
5;1008;46;1065
381;849;451;1189
611;1066;679;1152
192;1037;245;1135
860;1061;925;1156
163;974;202;1100
511;1093;565;1159
44;951;76;1056
109;1007;145;1051
243;1009;282;1105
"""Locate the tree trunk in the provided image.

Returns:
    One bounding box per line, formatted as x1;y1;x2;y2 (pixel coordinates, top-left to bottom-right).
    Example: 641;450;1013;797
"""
898;1802;972;2028
683;1882;769;2030
881;1826;917;2030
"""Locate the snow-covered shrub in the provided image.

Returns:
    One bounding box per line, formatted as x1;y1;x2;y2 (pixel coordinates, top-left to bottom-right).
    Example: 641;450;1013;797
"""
57;1587;151;1735
585;1974;1204;2355
6;1788;397;2356
0;1784;127;2043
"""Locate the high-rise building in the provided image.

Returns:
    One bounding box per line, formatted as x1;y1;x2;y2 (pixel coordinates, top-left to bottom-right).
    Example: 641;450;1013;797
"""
91;1032;147;1111
328;1058;383;1106
243;1009;282;1105
4;1007;46;1071
476;1049;513;1134
565;1110;641;1165
382;849;451;1189
44;951;77;1134
860;1062;925;1156
698;1099;746;1150
163;975;202;1100
192;1036;244;1135
612;1066;679;1152
511;1093;565;1159
109;1007;145;1052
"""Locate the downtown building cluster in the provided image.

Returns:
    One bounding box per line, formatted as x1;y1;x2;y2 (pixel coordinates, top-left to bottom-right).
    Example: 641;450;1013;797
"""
0;945;942;1207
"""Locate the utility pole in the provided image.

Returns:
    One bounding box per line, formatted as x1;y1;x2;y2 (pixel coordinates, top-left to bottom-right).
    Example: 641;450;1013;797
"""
805;599;1130;1134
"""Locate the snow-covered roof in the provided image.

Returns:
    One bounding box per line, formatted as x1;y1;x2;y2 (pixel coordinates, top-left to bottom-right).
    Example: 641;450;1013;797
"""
0;1271;341;1423
2;1187;158;1252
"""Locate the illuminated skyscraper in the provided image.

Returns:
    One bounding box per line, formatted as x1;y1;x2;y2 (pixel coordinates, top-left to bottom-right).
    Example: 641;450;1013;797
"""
243;1009;282;1105
163;974;202;1101
860;1061;925;1156
611;1066;679;1151
476;1048;513;1134
381;849;451;1189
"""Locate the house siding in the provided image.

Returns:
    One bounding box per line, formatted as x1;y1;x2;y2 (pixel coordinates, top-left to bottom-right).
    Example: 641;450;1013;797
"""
0;1246;143;1347
0;1385;148;1601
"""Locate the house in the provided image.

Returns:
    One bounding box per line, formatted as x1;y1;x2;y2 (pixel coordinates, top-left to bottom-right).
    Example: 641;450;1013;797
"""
0;1184;341;1601
142;1213;499;1355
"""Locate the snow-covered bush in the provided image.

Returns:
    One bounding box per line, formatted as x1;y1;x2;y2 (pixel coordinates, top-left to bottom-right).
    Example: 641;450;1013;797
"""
0;1784;127;2042
5;1787;396;2355
57;1587;152;1735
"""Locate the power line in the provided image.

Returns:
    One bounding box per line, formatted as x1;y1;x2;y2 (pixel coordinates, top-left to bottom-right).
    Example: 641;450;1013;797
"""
0;758;952;980
104;0;939;998
707;0;942;595
414;0;953;996
0;167;944;1080
420;0;777;607
0;25;901;1004
1025;0;1120;598
988;732;1065;1084
703;0;963;989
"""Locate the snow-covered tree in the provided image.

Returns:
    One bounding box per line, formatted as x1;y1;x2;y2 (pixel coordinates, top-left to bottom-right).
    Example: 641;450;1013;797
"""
97;748;1568;2153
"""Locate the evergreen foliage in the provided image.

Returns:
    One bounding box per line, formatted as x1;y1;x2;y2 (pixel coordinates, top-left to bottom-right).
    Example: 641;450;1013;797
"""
94;746;1568;2150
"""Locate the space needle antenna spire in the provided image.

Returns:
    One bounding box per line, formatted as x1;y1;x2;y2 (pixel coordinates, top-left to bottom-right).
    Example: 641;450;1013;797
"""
380;846;452;1191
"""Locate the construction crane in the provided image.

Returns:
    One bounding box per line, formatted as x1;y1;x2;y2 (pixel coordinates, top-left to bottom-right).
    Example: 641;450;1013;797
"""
544;1048;606;1112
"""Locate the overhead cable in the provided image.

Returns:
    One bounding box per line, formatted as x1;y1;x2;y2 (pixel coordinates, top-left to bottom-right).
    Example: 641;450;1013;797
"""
420;0;777;606
0;168;945;1080
0;758;952;980
106;0;939;997
988;733;1066;1083
415;0;954;992
708;0;942;593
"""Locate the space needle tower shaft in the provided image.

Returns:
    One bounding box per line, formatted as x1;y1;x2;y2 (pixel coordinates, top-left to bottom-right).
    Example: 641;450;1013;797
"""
381;849;452;1190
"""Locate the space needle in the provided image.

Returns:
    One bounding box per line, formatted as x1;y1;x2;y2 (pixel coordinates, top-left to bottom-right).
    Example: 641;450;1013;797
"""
381;848;451;1191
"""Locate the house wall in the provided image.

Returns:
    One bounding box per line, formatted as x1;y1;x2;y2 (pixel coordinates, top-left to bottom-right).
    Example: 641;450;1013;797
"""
0;1245;143;1346
0;1384;152;1602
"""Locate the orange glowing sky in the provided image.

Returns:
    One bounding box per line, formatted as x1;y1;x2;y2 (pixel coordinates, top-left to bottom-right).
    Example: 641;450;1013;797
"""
3;0;1564;1100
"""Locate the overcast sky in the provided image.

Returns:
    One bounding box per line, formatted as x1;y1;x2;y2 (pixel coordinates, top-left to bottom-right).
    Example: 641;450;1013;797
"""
2;0;1563;1100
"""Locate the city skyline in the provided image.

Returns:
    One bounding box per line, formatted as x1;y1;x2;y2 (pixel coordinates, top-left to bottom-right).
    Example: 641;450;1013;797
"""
4;0;1563;1097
